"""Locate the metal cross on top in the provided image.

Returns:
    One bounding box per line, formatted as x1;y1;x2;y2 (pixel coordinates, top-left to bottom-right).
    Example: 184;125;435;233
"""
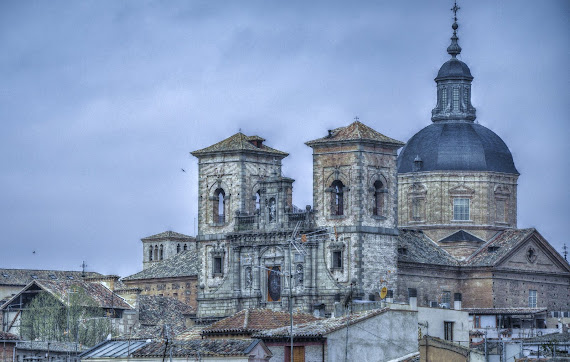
354;116;359;122
451;1;460;21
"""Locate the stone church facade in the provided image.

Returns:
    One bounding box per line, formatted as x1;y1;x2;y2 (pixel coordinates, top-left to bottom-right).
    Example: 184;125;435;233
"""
129;9;570;320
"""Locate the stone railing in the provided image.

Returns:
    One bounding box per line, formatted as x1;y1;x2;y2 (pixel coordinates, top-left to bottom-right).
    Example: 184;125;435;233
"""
234;211;314;231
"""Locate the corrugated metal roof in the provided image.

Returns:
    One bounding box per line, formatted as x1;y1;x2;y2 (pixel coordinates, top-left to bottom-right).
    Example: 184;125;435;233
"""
81;340;149;359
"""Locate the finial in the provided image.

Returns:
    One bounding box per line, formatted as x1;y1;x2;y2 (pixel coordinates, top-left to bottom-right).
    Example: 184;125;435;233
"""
447;1;462;58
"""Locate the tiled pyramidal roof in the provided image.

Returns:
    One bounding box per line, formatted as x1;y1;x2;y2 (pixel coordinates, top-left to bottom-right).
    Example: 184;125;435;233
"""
141;231;195;241
122;250;200;281
191;132;288;156
305;121;404;147
439;230;485;243
202;308;319;336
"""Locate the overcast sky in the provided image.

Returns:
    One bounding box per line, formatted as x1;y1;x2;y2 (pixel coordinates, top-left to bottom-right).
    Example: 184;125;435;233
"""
1;1;568;277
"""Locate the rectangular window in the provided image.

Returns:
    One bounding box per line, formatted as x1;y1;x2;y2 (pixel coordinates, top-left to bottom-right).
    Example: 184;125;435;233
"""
444;321;454;341
285;346;305;362
474;315;481;328
441;291;451;308
332;251;343;269
213;257;223;275
452;88;460;111
496;199;506;222
453;198;470;221
412;197;424;221
529;290;537;308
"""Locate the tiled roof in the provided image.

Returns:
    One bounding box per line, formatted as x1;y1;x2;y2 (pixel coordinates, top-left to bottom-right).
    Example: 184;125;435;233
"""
522;332;570;343
202;308;319;336
17;341;89;353
0;331;18;340
464;228;535;267
122;250;199;281
141;230;195;241
463;307;547;315
305;121;404;147
254;308;389;339
132;339;259;358
1;279;132;310
0;269;103;286
138;295;195;327
191;133;288;157
439;230;485;243
397;229;459;266
174;327;205;341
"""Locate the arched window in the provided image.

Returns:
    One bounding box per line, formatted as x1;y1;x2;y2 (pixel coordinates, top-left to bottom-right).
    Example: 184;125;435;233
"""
183;243;187;251
255;191;261;214
213;188;225;223
159;245;164;260
153;245;158;261
373;180;385;216
330;180;344;216
177;244;181;253
149;247;153;261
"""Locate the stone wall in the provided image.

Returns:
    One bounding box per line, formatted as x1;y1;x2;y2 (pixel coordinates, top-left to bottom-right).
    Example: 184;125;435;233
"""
122;276;198;309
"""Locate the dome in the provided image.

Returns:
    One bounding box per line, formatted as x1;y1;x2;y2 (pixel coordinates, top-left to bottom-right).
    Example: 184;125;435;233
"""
397;122;518;174
436;58;473;80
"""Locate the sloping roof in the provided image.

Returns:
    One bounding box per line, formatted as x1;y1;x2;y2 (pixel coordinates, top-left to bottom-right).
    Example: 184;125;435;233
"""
0;269;102;287
397;229;459;266
464;228;535;267
17;341;89;353
522;332;570;343
122;250;199;281
0;331;18;340
80;340;149;359
305;121;404;148
141;230;195;241
463;307;547;315
191;132;288;157
132;339;259;358
439;230;485;243
1;279;132;310
254;308;389;339
202;308;319;336
138;295;195;327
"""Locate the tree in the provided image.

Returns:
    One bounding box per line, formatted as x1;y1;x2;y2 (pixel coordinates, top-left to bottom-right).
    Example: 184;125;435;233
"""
19;287;113;347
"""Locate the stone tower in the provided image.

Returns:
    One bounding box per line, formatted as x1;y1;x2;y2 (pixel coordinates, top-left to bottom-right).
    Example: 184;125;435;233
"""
397;10;519;259
306;121;404;299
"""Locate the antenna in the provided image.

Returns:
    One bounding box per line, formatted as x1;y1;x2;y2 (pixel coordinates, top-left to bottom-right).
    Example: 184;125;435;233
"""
80;261;88;278
563;244;568;261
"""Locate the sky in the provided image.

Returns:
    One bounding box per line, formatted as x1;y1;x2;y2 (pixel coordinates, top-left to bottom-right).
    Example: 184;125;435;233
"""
0;1;568;277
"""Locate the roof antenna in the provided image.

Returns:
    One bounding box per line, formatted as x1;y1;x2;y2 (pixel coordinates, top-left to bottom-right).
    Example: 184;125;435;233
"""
80;261;88;278
563;243;568;261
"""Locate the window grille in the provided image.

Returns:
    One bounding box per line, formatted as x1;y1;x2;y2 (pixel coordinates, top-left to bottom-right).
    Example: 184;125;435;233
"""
453;198;470;220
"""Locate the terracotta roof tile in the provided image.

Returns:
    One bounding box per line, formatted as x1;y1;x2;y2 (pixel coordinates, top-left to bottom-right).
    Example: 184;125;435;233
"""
0;269;103;287
202;308;319;336
306;121;404;147
463;307;547;315
191;133;288;157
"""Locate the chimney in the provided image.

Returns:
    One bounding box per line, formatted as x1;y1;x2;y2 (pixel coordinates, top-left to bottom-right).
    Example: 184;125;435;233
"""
386;290;394;303
454;293;462;310
408;288;417;310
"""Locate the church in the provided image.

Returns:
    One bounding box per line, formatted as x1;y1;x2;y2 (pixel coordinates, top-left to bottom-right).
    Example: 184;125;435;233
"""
133;7;570;322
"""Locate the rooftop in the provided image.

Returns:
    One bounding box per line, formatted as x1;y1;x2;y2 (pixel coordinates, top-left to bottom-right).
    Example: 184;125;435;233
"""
463;307;547;315
123;250;200;281
254;308;389;339
141;230;195;241
0;268;103;287
202;308;319;336
397;229;459;266
191;132;288;157
132;339;262;358
464;228;535;267
306;121;404;148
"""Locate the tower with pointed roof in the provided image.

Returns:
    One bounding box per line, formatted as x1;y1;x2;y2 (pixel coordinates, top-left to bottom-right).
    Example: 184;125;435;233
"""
397;4;519;259
306;120;404;299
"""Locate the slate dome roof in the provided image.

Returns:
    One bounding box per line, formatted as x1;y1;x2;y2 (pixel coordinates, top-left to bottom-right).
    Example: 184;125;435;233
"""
436;58;473;80
397;121;518;174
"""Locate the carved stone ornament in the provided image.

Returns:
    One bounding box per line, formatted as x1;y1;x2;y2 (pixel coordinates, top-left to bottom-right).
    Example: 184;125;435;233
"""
526;246;537;263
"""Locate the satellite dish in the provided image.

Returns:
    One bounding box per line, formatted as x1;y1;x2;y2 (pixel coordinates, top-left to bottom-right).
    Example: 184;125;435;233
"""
380;287;388;299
